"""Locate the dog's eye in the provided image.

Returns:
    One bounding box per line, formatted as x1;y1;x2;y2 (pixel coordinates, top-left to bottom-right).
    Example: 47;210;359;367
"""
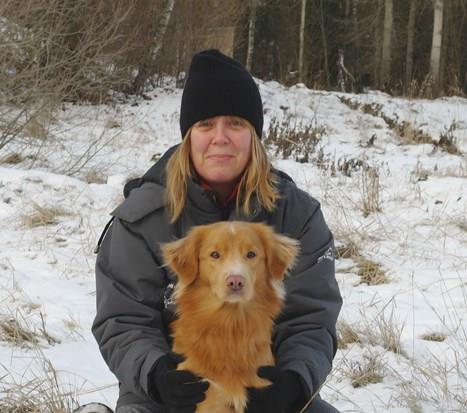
246;251;256;259
210;251;220;259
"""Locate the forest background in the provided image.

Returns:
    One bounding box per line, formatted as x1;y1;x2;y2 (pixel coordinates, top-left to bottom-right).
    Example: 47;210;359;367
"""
1;0;466;119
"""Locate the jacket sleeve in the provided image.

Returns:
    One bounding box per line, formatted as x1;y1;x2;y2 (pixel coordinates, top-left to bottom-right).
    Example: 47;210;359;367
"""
273;195;342;401
92;214;170;398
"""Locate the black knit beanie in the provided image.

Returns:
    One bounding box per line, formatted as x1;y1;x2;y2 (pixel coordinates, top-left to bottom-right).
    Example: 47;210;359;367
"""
180;49;263;138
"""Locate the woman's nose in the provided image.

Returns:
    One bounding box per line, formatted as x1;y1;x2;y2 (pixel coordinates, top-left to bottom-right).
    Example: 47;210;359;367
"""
211;119;229;143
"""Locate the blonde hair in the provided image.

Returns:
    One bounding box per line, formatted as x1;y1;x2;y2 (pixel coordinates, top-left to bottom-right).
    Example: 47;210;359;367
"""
165;124;278;223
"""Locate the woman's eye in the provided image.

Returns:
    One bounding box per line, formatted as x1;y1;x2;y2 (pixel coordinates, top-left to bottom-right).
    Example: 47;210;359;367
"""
197;120;214;128
210;251;220;259
229;118;244;127
246;251;256;259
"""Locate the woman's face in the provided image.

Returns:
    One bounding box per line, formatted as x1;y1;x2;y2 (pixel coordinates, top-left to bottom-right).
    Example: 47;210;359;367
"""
190;116;252;190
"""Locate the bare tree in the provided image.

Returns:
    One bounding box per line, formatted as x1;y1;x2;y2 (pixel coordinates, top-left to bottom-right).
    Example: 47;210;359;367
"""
430;0;444;96
406;0;417;89
132;0;176;94
298;0;307;83
373;0;383;86
0;0;142;154
380;0;393;89
337;49;355;92
319;0;330;87
246;0;259;71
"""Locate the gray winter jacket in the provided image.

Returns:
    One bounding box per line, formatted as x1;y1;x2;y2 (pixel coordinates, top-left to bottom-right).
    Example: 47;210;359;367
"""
92;147;342;411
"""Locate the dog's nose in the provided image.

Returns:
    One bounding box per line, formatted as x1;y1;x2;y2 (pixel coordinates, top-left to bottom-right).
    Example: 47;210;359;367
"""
226;275;246;292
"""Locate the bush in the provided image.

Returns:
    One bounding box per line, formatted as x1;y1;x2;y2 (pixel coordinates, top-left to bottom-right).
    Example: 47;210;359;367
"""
264;116;326;163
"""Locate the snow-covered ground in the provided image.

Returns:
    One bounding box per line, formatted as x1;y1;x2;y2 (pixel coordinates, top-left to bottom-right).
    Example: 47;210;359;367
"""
0;80;466;412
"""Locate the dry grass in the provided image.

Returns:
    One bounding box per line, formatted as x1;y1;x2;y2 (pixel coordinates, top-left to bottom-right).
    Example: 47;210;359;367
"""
397;334;467;411
62;315;84;341
457;219;467;232
339;307;405;356
264;116;326;163
356;257;390;286
22;202;72;228
337;321;361;349
0;357;79;413
360;166;381;217
0;317;39;347
371;309;405;355
420;332;446;342
21;115;50;140
335;240;361;260
412;160;467;181
1;153;24;165
84;169;107;184
338;96;463;156
435;122;462;155
0;310;59;348
0;307;73;412
340;353;385;388
398;381;424;413
395;120;434;145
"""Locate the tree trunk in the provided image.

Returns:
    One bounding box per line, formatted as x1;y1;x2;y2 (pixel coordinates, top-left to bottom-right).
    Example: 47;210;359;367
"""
380;0;393;89
319;0;330;87
439;0;449;92
430;0;444;96
298;0;307;84
246;0;258;71
133;0;176;94
406;0;417;90
345;0;351;17
374;0;383;86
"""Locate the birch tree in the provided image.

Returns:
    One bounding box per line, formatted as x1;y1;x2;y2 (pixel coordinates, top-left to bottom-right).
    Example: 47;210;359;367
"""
430;0;444;96
246;0;258;71
380;0;393;89
298;0;307;83
319;0;329;87
406;0;417;89
132;0;176;94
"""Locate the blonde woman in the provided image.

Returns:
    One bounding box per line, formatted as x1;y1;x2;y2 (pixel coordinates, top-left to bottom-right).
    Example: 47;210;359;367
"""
91;49;342;413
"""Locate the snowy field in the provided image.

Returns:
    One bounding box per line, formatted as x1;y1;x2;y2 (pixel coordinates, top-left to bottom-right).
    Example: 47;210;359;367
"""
0;80;466;412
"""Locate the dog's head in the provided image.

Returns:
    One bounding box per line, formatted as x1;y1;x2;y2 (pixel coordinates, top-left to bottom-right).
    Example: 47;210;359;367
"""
161;222;299;304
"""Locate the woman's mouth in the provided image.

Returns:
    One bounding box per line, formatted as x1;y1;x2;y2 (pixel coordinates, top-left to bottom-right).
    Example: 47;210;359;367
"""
207;154;234;161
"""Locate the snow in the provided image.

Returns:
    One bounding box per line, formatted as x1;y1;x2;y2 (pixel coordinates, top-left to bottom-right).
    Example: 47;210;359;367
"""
0;80;466;412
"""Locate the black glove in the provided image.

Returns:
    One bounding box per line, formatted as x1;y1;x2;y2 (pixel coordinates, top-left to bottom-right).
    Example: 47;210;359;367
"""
148;352;209;413
246;366;305;413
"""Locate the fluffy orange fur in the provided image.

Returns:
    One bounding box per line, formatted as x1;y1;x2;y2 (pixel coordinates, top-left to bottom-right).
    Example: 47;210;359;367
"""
162;222;299;413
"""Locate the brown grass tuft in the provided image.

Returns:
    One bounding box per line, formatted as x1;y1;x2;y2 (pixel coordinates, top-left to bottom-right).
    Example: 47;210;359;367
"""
22;202;72;228
421;332;446;342
356;257;390;285
0;318;39;347
0;357;79;413
337;321;361;349
340;353;385;388
1;153;24;165
335;241;361;260
360;166;381;217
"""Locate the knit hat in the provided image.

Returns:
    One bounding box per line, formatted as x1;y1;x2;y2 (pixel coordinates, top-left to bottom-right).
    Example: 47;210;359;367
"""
180;49;263;138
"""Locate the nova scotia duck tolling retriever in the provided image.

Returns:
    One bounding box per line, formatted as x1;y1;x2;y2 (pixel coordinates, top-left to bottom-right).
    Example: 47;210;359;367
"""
162;221;299;413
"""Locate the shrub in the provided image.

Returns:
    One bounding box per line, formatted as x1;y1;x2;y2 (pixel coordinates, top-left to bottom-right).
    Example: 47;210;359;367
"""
264;116;326;163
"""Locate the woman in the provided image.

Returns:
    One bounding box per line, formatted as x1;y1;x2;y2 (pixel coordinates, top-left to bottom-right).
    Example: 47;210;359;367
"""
92;49;342;413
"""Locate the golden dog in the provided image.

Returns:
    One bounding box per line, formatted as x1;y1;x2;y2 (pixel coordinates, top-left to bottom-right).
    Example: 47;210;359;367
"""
162;221;299;413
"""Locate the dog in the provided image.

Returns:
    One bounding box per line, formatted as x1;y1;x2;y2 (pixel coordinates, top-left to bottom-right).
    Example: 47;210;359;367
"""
162;221;299;413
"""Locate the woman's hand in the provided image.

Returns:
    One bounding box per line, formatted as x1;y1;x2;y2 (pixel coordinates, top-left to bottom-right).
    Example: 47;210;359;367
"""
246;366;304;413
149;352;209;413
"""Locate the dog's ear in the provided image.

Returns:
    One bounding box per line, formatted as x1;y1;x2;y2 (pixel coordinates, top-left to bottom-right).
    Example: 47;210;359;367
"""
161;229;201;286
258;225;300;280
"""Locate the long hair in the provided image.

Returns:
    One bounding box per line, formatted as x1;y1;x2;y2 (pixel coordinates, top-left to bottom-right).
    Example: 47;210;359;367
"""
165;124;278;223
